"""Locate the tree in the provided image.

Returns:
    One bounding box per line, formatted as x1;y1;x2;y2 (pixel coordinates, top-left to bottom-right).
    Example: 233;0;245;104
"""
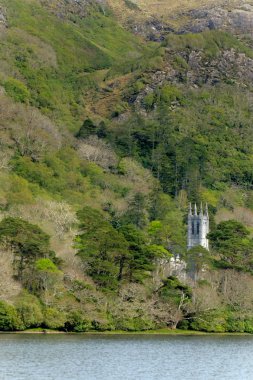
0;217;54;281
152;276;192;329
77;136;117;170
186;245;211;281
30;259;62;302
123;193;148;228
119;224;167;282
76;119;97;139
10;107;61;161
16;293;43;329
76;207;129;289
208;220;253;268
0;301;22;331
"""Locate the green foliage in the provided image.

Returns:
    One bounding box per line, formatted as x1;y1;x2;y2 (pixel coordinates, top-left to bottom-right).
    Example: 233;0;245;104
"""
164;30;253;59
209;220;253;268
186;245;211;279
43;308;66;330
13;149;88;203
0;217;54;280
65;311;92;332
76;119;97;139
190;310;227;333
0;301;22;331
143;93;155;110
114;316;155;331
0;0;150;128
158;85;183;104
1;0;253;334
35;258;60;273
76;207;164;288
4;78;30;103
7;175;34;205
121;193;148;228
190;311;253;334
16;294;43;329
158;276;192;304
119;224;159;282
112;84;253;196
76;206;129;289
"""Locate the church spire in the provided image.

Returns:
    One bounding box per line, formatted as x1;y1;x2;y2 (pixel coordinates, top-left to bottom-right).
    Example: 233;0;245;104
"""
205;203;209;218
194;203;197;215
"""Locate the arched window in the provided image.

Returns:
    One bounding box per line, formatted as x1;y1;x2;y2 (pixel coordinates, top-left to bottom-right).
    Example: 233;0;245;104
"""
197;222;200;235
192;222;194;235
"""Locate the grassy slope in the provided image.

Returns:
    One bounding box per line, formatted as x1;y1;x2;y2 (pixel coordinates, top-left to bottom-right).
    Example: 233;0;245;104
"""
0;0;150;130
1;0;253;333
0;0;160;262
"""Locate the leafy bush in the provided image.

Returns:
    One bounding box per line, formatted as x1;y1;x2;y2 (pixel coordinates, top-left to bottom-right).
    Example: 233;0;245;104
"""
190;310;227;333
16;294;43;329
4;78;30;103
43;308;66;330
0;301;22;331
65;311;91;332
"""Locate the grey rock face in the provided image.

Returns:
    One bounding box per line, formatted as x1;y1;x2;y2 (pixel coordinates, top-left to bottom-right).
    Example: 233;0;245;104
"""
185;49;253;86
230;8;253;32
185;8;229;33
133;46;253;113
39;0;107;20
181;3;253;35
0;8;7;27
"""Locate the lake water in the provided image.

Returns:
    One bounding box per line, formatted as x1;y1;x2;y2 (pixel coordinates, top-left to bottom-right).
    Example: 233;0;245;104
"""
0;334;253;380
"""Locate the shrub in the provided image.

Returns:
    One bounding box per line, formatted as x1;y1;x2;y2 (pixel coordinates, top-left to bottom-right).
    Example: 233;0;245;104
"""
43;307;66;330
0;301;22;331
190;310;227;333
65;311;92;332
16;294;43;329
4;78;30;103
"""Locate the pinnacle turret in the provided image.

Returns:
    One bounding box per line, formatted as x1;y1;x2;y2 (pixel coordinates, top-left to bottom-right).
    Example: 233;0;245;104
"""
199;202;203;216
189;203;192;216
205;203;209;218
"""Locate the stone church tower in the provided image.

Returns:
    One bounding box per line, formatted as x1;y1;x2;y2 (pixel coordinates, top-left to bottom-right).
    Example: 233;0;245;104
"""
187;203;209;251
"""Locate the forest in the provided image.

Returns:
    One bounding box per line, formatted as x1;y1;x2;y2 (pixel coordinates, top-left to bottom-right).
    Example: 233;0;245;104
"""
1;0;253;332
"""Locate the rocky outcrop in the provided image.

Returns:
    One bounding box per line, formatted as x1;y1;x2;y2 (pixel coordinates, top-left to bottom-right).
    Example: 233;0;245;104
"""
132;47;253;112
39;0;107;20
167;47;253;87
0;7;7;28
185;49;253;86
117;1;253;40
180;3;253;35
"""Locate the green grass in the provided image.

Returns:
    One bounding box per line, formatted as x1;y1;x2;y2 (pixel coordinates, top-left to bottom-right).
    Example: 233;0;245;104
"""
0;0;151;130
164;30;253;59
12;328;253;335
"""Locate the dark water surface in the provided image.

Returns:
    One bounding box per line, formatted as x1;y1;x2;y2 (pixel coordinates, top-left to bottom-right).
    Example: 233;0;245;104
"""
0;334;252;380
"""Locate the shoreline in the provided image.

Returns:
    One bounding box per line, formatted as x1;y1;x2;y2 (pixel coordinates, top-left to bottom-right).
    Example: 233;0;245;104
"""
1;329;252;336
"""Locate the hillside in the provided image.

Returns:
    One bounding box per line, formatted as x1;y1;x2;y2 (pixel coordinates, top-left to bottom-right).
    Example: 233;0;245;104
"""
108;0;253;39
0;0;253;333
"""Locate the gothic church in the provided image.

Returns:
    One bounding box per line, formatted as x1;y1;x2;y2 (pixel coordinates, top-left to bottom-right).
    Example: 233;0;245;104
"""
187;204;209;251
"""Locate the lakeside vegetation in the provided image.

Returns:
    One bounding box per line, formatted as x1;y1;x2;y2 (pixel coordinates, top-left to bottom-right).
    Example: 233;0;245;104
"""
1;0;253;333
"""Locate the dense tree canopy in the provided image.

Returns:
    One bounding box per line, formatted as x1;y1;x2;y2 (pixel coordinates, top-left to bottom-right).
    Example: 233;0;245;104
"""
208;220;253;269
0;217;54;280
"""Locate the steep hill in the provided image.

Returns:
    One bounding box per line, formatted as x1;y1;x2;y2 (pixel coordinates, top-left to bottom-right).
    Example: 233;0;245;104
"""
0;0;253;333
108;0;253;39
